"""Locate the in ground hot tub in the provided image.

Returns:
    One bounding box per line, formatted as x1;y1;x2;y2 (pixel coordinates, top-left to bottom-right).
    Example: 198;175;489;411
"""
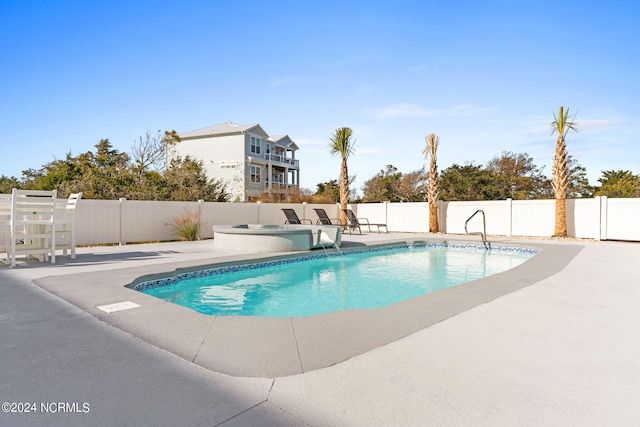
212;224;343;252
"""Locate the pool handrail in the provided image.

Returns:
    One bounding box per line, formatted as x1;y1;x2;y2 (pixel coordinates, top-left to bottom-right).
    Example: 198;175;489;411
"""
465;210;491;249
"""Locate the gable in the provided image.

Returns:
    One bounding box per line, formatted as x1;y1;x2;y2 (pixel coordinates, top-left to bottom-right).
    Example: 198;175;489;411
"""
268;134;299;151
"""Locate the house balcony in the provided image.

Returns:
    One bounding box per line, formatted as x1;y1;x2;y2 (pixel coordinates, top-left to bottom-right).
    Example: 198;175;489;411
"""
248;153;299;168
266;183;299;192
266;154;299;168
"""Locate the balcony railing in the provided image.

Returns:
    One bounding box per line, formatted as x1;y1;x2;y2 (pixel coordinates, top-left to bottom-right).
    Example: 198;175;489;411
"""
266;183;298;191
266;154;299;167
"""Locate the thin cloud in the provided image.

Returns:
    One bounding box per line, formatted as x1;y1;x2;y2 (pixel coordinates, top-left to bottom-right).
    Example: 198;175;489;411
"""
578;118;623;133
296;137;328;153
268;75;313;86
450;105;497;115
369;103;495;119
357;146;383;155
407;65;438;72
369;103;434;119
296;137;325;147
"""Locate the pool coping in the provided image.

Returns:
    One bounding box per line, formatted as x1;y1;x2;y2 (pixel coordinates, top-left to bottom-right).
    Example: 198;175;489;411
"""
33;237;583;378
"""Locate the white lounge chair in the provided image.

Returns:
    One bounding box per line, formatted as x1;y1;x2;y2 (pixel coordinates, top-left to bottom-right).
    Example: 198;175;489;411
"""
7;189;57;267
0;195;11;263
55;192;82;258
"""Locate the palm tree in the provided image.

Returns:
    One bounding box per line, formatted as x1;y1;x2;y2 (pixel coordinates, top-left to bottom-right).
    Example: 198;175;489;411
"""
551;106;578;237
423;134;440;232
329;127;355;225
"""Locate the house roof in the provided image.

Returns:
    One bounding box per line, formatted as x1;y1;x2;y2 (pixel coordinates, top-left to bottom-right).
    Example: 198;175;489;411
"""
267;134;299;151
179;122;269;139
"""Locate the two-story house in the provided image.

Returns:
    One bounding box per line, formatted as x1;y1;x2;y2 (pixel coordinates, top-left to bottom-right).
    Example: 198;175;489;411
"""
173;122;300;201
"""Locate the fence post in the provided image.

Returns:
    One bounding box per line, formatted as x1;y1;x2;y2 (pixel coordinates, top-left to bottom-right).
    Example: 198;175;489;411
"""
256;201;262;224
597;196;607;241
438;200;446;233
119;197;126;245
507;198;513;237
198;200;204;239
383;201;389;230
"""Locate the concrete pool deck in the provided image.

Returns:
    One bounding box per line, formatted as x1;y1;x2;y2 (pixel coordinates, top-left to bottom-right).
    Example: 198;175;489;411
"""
36;237;577;378
1;233;640;425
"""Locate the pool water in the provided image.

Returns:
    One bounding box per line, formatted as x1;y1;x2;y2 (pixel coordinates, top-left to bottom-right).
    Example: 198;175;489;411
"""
137;244;536;317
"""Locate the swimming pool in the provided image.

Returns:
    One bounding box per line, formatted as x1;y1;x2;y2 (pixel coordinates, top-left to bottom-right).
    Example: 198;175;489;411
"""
134;243;537;317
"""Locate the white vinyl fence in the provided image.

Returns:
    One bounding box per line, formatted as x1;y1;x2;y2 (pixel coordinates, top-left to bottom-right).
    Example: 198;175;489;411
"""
3;195;640;245
72;200;343;245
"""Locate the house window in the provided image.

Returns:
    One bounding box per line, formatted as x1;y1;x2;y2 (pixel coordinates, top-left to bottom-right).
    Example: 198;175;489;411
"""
250;136;261;154
250;165;261;183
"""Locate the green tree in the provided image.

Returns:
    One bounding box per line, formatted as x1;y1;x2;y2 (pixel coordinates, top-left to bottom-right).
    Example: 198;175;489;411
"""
12;135;229;202
21;152;82;195
486;151;548;199
439;163;504;201
0;175;21;193
361;165;403;202
314;179;341;203
75;139;133;200
329;127;356;224
360;166;427;202
164;156;228;201
398;167;428;202
18;140;131;199
566;156;595;198
595;170;640;197
551;106;578;237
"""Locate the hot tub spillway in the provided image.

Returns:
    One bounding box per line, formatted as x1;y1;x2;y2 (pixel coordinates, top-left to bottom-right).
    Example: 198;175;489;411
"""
212;224;343;252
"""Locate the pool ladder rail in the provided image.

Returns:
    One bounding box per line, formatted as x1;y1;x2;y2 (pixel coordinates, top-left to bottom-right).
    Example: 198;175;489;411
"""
465;210;491;249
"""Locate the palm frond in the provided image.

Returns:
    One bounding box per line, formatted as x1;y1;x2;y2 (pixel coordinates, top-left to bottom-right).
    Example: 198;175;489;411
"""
551;105;578;137
423;133;439;159
329;127;356;160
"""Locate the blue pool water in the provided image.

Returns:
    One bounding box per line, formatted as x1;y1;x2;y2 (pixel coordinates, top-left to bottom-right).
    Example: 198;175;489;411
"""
135;244;536;317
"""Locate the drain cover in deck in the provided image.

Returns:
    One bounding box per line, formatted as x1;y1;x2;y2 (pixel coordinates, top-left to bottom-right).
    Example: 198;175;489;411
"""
96;301;140;313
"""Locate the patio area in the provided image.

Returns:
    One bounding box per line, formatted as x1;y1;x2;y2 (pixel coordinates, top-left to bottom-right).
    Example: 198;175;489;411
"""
1;233;639;426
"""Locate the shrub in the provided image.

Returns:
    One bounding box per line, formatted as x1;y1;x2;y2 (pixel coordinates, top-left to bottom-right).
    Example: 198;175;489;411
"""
170;207;203;241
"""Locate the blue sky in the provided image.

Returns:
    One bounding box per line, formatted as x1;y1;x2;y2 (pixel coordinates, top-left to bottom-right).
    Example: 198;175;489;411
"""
2;0;639;194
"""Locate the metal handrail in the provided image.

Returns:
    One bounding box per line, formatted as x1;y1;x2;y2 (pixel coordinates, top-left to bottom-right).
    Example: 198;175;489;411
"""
465;210;491;249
